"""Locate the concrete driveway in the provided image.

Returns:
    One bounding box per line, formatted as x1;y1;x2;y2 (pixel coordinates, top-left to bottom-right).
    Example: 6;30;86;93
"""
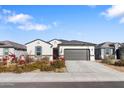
65;60;123;74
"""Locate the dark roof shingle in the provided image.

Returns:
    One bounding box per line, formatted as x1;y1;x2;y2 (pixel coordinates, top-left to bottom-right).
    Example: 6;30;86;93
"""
96;42;122;48
54;39;96;46
0;41;26;50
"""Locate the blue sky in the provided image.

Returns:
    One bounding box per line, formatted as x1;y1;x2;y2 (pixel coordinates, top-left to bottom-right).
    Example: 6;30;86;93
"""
0;5;124;44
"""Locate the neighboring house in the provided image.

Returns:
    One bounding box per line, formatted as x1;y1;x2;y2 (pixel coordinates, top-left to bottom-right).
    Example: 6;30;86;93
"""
49;39;96;61
0;40;27;58
95;42;121;60
25;39;53;61
119;44;124;59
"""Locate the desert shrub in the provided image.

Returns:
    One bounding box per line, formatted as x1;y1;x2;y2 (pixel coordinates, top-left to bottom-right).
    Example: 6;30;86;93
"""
40;65;54;71
35;57;49;64
51;60;65;68
25;56;34;63
32;61;49;69
0;66;6;73
0;65;17;73
41;57;49;61
0;57;66;73
115;61;122;66
101;55;115;65
108;55;115;59
115;59;124;66
54;68;66;73
20;64;35;72
13;66;24;73
0;62;3;66
121;59;124;63
6;65;17;72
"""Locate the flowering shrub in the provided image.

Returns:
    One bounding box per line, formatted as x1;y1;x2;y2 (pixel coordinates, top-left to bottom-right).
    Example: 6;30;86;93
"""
18;60;26;65
25;56;34;63
2;56;8;65
9;54;17;63
0;55;66;73
51;59;65;68
18;55;26;65
59;56;65;61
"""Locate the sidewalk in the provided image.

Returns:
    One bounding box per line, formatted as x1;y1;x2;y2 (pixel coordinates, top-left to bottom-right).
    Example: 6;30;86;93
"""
0;72;124;82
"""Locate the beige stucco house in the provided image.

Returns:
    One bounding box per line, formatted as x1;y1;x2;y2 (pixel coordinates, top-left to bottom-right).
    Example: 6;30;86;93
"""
25;39;53;61
49;39;95;61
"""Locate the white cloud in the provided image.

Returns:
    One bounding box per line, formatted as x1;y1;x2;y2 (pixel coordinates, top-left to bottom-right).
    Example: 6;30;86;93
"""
18;23;49;31
101;5;124;18
101;5;124;24
0;9;50;31
7;13;32;24
2;9;12;14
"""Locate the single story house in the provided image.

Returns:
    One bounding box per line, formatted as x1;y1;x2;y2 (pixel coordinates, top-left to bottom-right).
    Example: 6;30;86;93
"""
49;39;96;61
25;39;53;61
0;40;27;58
95;42;121;60
118;44;124;59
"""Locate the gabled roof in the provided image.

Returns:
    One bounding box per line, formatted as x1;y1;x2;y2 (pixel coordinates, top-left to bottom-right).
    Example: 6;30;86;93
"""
49;39;67;43
49;39;96;46
0;41;26;50
25;39;52;46
96;42;122;48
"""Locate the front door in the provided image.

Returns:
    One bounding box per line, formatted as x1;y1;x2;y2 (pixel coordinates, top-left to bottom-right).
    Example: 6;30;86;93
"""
53;48;59;59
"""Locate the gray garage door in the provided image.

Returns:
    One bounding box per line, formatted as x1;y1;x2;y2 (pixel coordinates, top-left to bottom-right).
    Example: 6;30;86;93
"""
64;49;90;60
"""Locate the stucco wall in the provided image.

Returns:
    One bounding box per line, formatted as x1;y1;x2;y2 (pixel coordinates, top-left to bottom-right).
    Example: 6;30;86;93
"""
0;48;3;56
26;40;53;61
14;50;27;57
0;48;15;56
59;45;95;61
0;48;27;57
101;48;114;59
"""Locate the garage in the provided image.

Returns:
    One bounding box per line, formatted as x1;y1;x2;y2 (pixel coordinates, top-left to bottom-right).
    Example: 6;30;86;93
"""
64;49;90;60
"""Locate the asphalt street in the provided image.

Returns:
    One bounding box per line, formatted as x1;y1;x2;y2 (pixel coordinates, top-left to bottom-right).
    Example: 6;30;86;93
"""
1;82;124;88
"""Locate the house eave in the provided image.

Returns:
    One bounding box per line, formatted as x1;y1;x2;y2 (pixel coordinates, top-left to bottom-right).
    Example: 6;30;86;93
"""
25;39;52;46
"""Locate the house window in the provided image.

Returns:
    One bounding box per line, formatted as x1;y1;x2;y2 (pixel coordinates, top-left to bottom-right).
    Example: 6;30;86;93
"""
105;48;112;55
35;46;42;56
3;48;9;55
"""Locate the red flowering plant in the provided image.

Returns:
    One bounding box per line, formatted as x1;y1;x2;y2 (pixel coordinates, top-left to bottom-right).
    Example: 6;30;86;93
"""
50;56;65;68
2;56;8;65
50;60;57;65
50;61;54;65
59;56;65;62
9;54;17;63
18;55;26;65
